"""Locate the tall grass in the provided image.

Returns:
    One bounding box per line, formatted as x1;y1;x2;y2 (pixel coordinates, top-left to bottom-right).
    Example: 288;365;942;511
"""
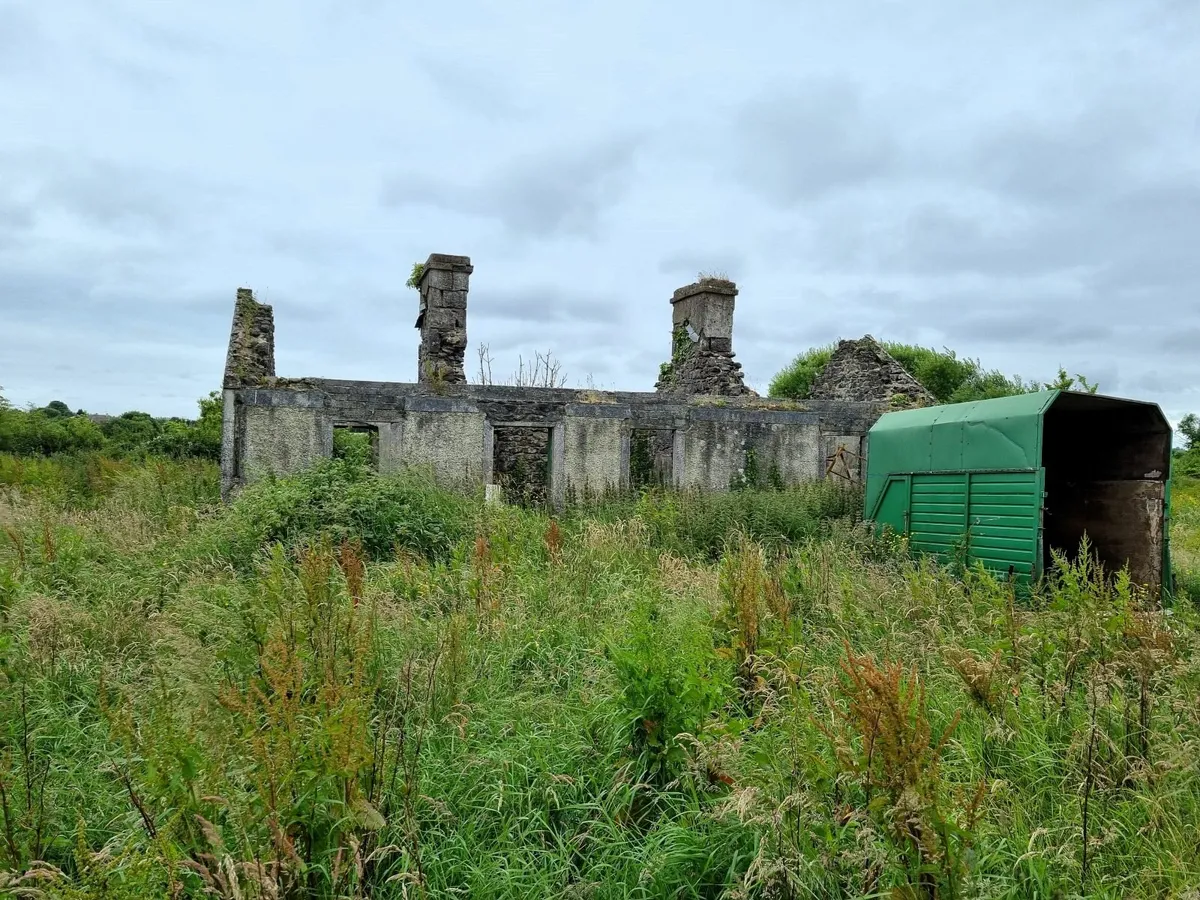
1;459;1198;898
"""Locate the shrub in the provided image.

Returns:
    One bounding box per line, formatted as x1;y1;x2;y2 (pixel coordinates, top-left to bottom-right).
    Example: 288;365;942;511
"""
609;596;729;787
627;481;863;559
766;344;835;400
193;460;474;568
0;393;222;462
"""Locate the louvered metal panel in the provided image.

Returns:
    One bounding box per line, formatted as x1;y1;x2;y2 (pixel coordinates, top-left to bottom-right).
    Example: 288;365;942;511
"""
967;471;1040;581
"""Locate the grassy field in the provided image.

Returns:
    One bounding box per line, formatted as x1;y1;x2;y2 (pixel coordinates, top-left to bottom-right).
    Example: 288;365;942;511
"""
0;455;1198;899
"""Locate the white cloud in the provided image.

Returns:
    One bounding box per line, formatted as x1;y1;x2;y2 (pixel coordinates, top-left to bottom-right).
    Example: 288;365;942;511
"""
0;0;1197;423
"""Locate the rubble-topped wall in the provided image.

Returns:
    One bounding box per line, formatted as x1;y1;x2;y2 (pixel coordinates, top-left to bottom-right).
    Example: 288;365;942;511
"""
809;336;934;407
655;279;754;397
223;288;275;388
221;377;889;503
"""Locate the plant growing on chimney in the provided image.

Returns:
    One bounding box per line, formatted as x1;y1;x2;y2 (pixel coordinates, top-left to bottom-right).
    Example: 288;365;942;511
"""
657;322;697;388
406;262;424;289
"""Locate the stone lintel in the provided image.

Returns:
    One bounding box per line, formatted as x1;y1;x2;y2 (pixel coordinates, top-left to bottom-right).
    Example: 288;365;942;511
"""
564;403;634;419
420;253;474;279
671;279;738;303
406;395;479;414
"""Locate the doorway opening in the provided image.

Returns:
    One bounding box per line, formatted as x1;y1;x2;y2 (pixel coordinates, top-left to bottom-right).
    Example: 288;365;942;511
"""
1041;393;1171;594
492;425;551;506
629;428;675;491
333;424;379;469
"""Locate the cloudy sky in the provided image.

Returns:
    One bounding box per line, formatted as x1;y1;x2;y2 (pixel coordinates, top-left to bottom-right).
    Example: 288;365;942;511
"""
2;0;1198;426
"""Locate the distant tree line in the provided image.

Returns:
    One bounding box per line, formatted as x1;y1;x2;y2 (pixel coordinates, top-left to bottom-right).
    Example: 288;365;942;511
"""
0;387;222;460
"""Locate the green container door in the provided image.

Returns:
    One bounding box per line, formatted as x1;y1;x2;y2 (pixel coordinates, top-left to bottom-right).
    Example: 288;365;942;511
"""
909;474;967;558
871;470;1042;583
966;471;1042;582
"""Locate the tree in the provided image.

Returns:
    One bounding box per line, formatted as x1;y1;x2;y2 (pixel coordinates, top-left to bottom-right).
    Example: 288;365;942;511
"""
101;411;161;453
190;391;223;459
884;344;979;402
0;391;223;459
1043;367;1099;394
42;400;73;418
1178;413;1198;452
145;392;223;460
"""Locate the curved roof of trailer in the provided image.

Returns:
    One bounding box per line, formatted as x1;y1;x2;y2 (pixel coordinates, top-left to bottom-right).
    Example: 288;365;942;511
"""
868;390;1058;433
865;390;1170;476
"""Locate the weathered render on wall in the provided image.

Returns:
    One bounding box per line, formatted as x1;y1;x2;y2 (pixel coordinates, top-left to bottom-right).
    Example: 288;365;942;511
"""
398;400;487;485
219;257;899;503
562;404;629;499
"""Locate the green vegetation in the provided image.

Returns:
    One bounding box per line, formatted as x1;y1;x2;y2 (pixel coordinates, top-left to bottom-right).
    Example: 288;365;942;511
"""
406;262;425;289
1;450;1198;898
1173;477;1200;601
332;428;376;468
767;343;1097;404
656;323;696;388
1174;413;1200;478
0;388;222;461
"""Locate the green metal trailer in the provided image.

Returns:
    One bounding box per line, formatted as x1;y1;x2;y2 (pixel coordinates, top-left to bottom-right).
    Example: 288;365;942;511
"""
863;390;1173;598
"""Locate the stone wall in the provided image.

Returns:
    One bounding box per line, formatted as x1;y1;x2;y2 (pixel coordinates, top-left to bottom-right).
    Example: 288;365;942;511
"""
630;428;675;489
416;254;472;385
221;377;890;503
810;336;934;407
223;288;275;388
219;260;901;504
492;426;551;504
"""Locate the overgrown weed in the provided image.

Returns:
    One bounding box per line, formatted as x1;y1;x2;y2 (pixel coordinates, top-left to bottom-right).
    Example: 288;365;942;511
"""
0;461;1198;898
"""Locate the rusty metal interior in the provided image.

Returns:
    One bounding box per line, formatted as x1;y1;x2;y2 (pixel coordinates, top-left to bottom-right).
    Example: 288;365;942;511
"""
1041;394;1172;594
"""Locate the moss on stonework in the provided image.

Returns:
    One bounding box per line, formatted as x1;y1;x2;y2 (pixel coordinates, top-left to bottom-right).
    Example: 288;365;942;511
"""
578;390;615;404
658;322;696;388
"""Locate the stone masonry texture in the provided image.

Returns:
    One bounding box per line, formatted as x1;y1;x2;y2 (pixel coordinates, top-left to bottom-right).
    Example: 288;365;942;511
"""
492;426;551;505
416;253;473;385
223;288;275;388
655;279;754;397
809;335;935;406
220;253;902;503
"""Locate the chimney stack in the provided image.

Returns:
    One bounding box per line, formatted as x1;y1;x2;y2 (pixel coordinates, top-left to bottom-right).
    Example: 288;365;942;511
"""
415;253;472;385
655;277;752;396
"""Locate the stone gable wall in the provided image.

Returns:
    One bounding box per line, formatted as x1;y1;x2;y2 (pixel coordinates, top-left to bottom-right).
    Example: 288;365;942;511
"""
223;288;275;388
809;336;934;406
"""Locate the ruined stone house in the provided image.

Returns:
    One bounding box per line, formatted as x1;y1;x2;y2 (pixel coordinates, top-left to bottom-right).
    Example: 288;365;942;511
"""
220;253;913;504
